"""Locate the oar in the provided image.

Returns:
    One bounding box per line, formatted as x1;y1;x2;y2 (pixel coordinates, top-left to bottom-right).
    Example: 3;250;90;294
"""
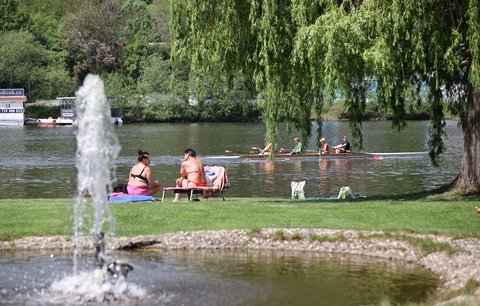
224;148;261;156
252;146;269;155
225;147;261;153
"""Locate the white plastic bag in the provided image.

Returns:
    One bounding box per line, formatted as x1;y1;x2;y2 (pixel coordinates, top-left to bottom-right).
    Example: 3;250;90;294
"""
337;186;354;199
291;181;306;199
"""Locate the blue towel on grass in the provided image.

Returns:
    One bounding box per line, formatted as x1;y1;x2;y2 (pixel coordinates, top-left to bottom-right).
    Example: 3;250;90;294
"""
109;195;155;203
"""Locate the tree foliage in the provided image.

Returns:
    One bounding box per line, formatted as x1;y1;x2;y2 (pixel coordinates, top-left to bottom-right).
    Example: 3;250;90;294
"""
0;31;75;100
171;0;480;192
0;0;32;32
137;54;173;94
0;0;268;123
170;0;363;146
19;0;89;18
60;0;128;81
120;1;155;80
0;31;44;87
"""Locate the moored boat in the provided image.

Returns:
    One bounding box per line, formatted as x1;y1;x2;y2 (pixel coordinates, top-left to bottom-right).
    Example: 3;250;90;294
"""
36;117;74;126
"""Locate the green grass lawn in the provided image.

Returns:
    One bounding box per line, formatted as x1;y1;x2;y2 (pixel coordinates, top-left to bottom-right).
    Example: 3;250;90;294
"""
1;195;479;240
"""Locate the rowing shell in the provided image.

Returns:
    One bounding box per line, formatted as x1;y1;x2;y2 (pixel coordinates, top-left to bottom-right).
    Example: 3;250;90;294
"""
238;151;428;159
239;151;364;159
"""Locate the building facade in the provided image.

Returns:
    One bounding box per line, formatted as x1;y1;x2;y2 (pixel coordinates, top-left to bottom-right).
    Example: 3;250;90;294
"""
0;89;27;126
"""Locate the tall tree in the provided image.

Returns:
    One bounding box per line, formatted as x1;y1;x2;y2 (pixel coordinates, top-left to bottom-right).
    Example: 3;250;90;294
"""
0;31;45;89
0;31;75;100
19;0;89;19
120;0;156;80
0;0;32;32
171;0;480;194
60;0;128;81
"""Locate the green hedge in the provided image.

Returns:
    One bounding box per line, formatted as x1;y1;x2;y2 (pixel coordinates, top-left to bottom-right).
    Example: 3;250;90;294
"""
24;105;61;119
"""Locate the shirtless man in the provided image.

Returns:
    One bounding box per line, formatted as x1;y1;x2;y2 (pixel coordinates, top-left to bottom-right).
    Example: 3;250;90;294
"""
174;148;207;202
259;142;273;155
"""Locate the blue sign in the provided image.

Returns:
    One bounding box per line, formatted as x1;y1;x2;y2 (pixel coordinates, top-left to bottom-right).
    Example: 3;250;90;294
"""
0;89;25;96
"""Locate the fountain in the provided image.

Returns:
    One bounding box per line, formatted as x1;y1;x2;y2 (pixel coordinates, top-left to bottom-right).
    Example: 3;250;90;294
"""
44;74;144;303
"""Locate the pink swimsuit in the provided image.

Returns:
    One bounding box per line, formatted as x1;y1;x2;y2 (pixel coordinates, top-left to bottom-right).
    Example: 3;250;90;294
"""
127;184;150;196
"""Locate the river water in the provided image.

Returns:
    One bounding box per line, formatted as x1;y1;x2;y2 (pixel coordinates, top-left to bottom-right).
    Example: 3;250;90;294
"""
0;120;462;199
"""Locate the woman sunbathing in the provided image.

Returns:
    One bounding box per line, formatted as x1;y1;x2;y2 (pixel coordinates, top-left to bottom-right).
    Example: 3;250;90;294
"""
127;150;161;196
174;148;207;202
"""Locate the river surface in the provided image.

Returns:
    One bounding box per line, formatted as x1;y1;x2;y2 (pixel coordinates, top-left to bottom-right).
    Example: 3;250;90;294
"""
0;120;462;199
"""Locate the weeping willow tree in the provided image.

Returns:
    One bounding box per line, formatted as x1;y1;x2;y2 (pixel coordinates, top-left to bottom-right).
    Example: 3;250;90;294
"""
170;0;320;146
171;0;480;194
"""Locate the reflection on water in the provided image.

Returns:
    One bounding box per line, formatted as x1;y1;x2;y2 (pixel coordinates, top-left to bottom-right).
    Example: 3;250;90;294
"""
0;250;438;306
0;120;463;199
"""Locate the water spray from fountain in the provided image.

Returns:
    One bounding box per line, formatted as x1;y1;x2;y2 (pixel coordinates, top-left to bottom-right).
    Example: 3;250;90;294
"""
74;74;120;271
46;74;144;303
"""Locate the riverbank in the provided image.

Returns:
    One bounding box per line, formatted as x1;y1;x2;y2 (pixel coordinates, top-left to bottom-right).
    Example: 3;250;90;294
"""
1;228;480;305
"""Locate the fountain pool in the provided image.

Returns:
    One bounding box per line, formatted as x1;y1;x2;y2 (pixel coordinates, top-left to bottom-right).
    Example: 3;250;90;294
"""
0;249;438;306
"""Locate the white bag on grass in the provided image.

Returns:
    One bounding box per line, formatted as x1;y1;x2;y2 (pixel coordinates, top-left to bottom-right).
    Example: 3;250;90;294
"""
291;181;306;199
337;186;354;199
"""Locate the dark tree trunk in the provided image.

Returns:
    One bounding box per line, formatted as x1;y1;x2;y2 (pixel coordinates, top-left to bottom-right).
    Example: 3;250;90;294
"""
455;88;480;193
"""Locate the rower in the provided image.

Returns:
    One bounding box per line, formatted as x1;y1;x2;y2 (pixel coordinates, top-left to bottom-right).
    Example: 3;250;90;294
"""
333;135;351;153
289;137;303;155
259;142;273;155
320;137;330;154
